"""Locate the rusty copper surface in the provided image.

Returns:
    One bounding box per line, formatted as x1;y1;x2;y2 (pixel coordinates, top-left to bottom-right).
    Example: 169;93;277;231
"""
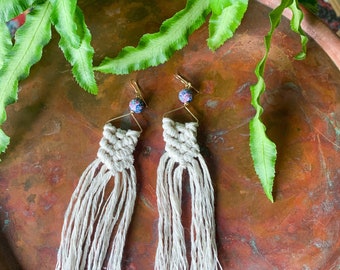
0;1;339;269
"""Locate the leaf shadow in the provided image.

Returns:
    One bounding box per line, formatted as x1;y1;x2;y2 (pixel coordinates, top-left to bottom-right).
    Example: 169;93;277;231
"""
0;231;23;270
261;82;305;201
3;99;48;155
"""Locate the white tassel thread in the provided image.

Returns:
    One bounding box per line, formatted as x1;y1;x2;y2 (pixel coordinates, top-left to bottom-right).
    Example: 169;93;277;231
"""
56;123;140;270
155;118;221;270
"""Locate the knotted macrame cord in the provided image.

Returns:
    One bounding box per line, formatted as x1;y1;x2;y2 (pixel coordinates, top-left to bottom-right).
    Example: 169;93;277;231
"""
56;123;140;270
155;117;221;270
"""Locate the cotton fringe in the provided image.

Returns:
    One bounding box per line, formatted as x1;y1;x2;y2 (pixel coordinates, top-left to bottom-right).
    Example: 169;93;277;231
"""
56;123;140;270
155;118;221;270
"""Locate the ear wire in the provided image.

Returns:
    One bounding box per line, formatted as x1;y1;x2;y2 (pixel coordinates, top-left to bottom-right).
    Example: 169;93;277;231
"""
174;74;199;93
163;74;199;123
106;80;146;132
130;79;148;107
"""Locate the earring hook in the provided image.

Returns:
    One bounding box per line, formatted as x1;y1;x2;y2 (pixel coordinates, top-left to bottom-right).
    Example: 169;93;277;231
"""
174;74;199;93
106;80;147;132
130;79;148;108
163;74;199;123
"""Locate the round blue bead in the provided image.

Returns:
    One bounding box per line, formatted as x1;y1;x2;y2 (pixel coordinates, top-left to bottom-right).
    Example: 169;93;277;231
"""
129;98;145;114
178;89;193;104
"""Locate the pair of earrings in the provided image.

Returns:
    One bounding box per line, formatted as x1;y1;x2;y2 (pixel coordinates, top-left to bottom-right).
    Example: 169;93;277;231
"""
56;75;220;270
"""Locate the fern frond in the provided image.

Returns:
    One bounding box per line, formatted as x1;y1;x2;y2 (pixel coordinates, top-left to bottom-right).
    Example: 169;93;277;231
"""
0;0;34;22
249;0;308;202
94;0;210;74
289;0;308;60
0;1;52;155
0;22;12;69
49;0;80;47
208;0;248;51
58;6;97;94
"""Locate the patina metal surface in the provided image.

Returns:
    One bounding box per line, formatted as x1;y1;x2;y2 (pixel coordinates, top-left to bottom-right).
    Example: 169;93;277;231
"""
0;1;339;269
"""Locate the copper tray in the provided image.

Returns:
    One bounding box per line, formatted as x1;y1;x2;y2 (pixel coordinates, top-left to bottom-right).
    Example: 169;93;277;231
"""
0;1;339;269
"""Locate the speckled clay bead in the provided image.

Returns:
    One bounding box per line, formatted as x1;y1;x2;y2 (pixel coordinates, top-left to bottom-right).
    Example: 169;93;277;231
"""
129;98;145;113
178;88;193;104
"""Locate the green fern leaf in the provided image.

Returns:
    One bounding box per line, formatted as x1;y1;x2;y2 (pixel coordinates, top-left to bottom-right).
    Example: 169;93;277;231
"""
0;129;9;155
289;0;308;60
209;0;232;14
250;117;277;202
0;0;34;22
58;6;97;94
0;0;35;155
49;0;80;47
0;1;52;154
94;0;210;74
208;0;248;51
0;22;12;69
249;0;307;202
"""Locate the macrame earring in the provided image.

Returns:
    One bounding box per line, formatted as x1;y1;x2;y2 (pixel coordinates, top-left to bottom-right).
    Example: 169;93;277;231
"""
155;74;221;269
56;80;146;270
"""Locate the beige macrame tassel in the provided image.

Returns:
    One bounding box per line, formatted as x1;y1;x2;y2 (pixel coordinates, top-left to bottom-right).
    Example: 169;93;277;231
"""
56;123;140;270
155;118;221;270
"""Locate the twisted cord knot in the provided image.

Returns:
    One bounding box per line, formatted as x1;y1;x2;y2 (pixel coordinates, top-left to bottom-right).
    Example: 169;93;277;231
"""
162;118;200;166
97;123;141;172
